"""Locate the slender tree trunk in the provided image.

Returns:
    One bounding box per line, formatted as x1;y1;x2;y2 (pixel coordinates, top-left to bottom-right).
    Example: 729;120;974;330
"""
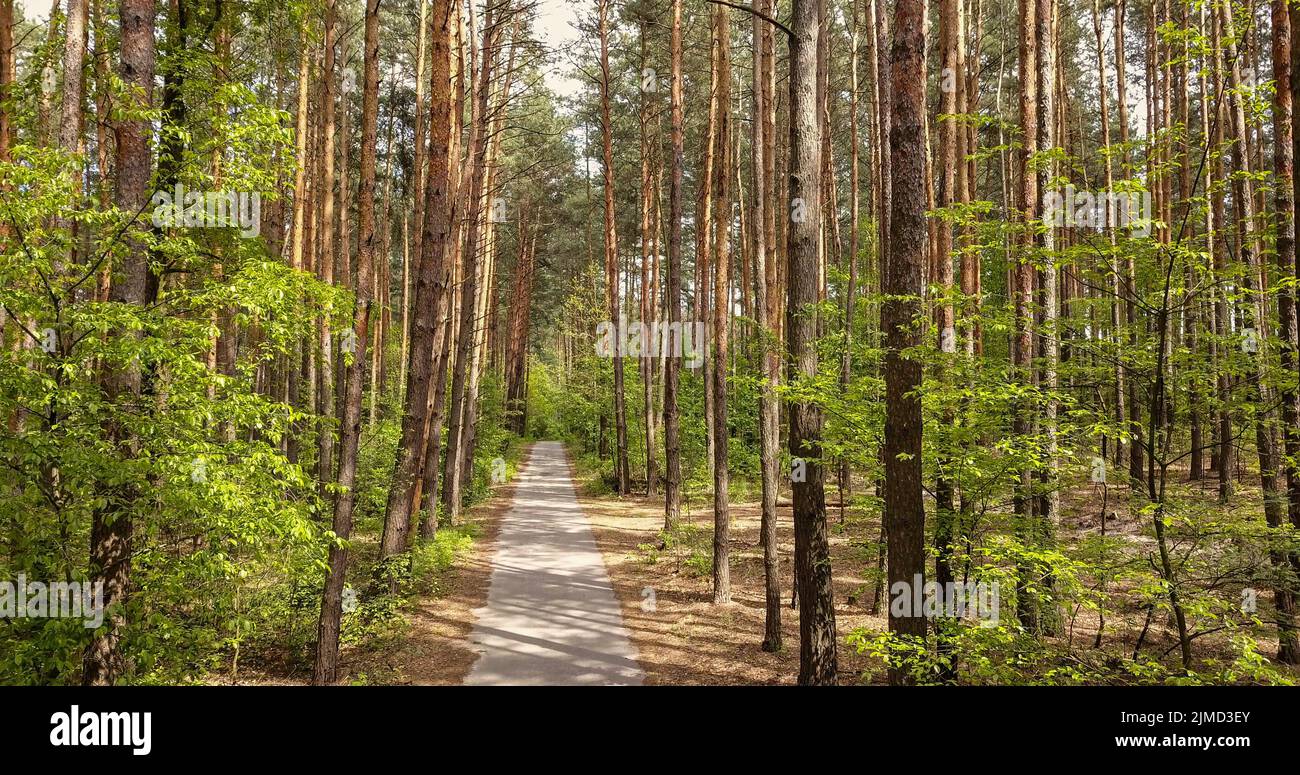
638;21;659;495
1034;0;1060;634
313;0;381;686
1013;0;1040;632
443;4;498;522
598;0;630;495
1272;0;1300;665
83;0;155;686
663;0;684;529
787;0;837;686
710;3;732;605
752;0;781;653
315;0;338;492
934;0;960;612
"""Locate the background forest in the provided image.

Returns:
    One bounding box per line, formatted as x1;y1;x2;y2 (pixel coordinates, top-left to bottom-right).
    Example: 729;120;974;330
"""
2;0;1299;686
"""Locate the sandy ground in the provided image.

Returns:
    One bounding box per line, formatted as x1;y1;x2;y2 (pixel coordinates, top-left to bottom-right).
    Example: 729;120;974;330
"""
569;453;1300;685
570;458;884;685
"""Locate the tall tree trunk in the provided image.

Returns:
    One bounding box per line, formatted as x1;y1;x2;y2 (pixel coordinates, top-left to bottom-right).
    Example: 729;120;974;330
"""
1117;0;1144;488
598;0;630;495
378;0;454;576
313;0;381;685
710;2;732;605
316;0;338;492
1033;0;1059;633
638;20;659;495
409;0;430;313
883;0;927;685
1013;0;1040;631
504;209;535;435
443;3;498;522
753;0;781;653
934;0;960;613
456;20;521;514
0;0;11;173
1272;0;1300;665
839;0;861;520
663;0;684;529
83;0;155;686
787;0;837;686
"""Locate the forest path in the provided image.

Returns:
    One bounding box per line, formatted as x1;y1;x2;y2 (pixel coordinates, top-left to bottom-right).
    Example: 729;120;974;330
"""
463;441;644;685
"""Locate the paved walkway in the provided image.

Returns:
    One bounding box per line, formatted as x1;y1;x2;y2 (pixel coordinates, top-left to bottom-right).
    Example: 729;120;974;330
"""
464;441;644;685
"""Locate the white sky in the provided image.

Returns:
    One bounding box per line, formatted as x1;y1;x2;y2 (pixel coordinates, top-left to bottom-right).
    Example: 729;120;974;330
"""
534;0;585;100
19;0;585;96
20;0;55;22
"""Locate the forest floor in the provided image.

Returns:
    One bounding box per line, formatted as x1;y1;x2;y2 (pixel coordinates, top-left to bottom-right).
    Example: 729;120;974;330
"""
570;457;883;685
570;449;1294;685
213;442;1295;686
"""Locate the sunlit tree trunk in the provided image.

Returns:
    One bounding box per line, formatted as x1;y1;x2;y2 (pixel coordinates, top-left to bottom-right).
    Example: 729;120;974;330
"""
787;0;837;686
663;0;685;529
314;0;381;686
597;0;630;495
379;0;454;573
710;2;732;605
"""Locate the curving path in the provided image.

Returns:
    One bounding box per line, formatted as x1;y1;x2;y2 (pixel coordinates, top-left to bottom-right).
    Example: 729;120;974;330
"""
464;441;644;685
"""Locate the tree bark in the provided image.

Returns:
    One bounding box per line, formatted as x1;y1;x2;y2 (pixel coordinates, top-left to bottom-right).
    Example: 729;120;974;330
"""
787;0;837;686
313;0;381;685
378;0;454;575
710;2;732;605
883;0;927;685
598;0;630;495
83;0;155;686
663;0;685;529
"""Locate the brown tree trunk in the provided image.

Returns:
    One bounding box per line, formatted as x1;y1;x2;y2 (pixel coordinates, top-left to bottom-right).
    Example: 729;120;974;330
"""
443;4;498;522
934;0;960;608
1117;0;1144;488
752;0;781;653
1272;0;1300;665
663;0;685;529
378;0;454;574
1013;0;1040;631
638;21;659;496
598;0;630;495
315;0;338;492
313;0;380;685
710;3;732;605
0;0;11;172
883;0;927;685
83;0;155;686
787;0;837;686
